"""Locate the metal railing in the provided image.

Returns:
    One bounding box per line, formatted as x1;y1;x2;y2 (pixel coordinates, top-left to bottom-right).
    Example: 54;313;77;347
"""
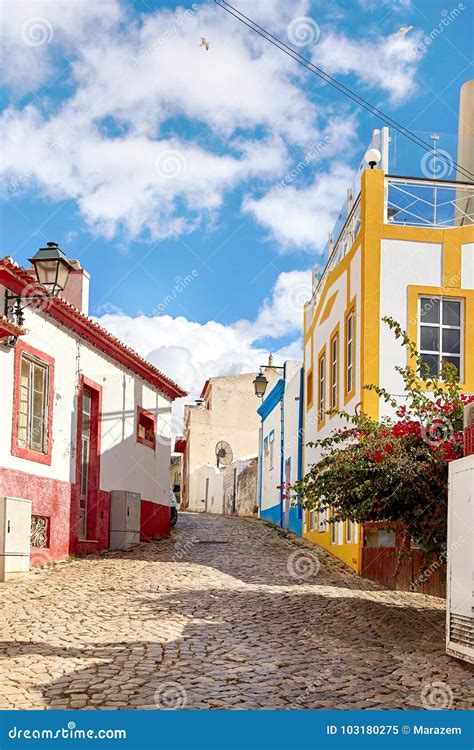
385;176;474;228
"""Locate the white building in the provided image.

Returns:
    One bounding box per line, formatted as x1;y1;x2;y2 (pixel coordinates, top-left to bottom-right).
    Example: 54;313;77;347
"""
180;372;261;513
0;247;186;571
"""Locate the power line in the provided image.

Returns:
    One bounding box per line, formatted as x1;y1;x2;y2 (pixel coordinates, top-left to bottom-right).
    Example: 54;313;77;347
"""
215;0;474;183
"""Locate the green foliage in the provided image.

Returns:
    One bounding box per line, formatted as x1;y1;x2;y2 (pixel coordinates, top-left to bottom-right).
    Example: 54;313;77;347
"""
294;317;471;560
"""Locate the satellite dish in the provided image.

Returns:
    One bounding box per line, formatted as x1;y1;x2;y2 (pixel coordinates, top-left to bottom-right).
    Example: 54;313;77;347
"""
215;440;233;468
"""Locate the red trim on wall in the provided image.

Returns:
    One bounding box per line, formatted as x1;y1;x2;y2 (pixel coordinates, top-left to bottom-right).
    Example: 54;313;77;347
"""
136;405;157;450
72;375;105;547
0;262;187;400
11;340;55;466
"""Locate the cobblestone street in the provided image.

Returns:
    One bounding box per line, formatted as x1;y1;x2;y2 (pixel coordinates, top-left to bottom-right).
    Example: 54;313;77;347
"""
0;512;472;710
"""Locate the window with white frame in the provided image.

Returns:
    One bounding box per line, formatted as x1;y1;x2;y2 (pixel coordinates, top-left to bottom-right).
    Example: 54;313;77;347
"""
330;518;337;544
419;297;463;378
309;510;317;531
18;354;49;453
318;508;328;532
330;334;339;411
318;352;326;422
346;520;356;544
346;310;355;394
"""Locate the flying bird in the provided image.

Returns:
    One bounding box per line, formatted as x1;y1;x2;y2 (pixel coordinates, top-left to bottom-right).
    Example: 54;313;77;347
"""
398;26;414;35
200;37;210;51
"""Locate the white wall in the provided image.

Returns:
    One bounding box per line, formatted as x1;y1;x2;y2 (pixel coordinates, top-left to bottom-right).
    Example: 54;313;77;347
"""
461;242;474;288
260;361;301;514
283;363;302;487
260;393;281;515
0;305;172;506
379;239;443;419
305;247;362;471
187;464;223;513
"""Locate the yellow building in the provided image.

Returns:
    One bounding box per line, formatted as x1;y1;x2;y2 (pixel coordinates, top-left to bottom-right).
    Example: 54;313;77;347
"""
303;111;474;575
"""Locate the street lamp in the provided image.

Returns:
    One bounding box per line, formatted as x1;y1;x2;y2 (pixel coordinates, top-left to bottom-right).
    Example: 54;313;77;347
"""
29;242;75;296
253;361;285;398
253;371;269;399
4;242;74;337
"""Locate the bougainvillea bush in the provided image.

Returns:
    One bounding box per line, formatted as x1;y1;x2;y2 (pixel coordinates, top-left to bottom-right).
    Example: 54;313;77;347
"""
296;318;474;559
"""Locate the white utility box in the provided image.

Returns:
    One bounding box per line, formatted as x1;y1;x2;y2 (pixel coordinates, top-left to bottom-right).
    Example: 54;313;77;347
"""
110;490;141;549
446;455;474;664
0;496;32;582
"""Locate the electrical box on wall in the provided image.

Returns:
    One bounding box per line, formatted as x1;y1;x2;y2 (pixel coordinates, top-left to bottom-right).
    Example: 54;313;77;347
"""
463;403;474;457
110;491;141;549
0;496;32;582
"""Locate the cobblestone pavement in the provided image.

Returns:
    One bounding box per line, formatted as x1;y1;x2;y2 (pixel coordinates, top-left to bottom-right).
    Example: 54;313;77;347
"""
0;512;472;710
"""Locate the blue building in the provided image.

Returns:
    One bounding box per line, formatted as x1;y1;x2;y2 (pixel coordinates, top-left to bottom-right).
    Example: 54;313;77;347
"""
256;360;303;535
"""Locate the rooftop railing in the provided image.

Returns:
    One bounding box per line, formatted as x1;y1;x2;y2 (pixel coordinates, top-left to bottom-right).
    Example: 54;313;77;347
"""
385;176;474;228
307;175;474;313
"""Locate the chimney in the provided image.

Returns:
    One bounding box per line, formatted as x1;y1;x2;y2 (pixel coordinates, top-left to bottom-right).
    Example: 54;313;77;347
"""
455;80;474;226
61;260;90;315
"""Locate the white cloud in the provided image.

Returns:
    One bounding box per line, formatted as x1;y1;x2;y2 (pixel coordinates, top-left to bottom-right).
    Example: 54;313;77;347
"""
0;0;425;244
0;0;122;92
312;28;423;103
243;163;355;253
95;268;312;428
357;0;411;9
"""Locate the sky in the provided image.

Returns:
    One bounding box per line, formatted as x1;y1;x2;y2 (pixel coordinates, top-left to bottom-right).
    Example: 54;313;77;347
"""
1;0;473;427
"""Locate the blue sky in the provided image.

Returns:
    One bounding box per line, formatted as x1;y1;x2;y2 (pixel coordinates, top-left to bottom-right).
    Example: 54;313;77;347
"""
1;0;472;413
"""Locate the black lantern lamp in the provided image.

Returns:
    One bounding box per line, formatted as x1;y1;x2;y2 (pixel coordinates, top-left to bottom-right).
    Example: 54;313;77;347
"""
29;242;74;297
253;371;269;399
4;242;74;343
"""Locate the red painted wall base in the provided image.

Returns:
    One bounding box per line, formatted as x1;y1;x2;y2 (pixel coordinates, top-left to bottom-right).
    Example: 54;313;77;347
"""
0;467;170;568
0;466;71;565
141;499;171;540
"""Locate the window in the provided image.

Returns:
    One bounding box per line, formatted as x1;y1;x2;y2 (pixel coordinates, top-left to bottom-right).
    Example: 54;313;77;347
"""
318;350;326;425
330;518;337;545
306;368;314;409
318;508;328;532
309;510;317;531
330;331;339;412
269;430;275;470
346;520;356;544
419;296;462;378
345;307;355;396
137;406;156;449
18;354;49;453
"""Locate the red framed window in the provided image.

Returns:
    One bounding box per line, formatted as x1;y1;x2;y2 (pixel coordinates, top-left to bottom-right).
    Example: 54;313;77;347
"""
137;406;156;450
12;341;54;465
